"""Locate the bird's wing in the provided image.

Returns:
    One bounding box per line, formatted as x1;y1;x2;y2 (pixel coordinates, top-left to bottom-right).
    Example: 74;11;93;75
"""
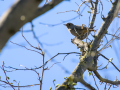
75;25;87;29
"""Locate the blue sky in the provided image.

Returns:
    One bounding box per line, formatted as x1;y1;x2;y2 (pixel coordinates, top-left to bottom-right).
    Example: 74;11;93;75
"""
0;0;120;90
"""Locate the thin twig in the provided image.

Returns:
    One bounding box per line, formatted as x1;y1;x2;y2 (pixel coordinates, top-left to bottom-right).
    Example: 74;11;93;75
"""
21;27;43;52
92;73;99;90
40;53;45;90
10;41;42;55
99;53;120;72
1;62;15;90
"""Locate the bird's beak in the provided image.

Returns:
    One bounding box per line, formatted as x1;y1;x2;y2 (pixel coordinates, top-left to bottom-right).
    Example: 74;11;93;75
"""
64;24;66;26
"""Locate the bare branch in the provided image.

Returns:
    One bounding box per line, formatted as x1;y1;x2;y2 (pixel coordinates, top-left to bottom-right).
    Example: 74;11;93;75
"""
91;0;120;51
56;54;97;90
0;0;64;50
94;70;120;85
99;53;120;72
1;62;15;90
92;73;99;90
10;41;43;55
40;53;45;90
78;78;96;90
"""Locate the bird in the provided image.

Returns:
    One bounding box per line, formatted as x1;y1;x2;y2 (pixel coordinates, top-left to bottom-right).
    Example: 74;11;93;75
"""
64;23;96;37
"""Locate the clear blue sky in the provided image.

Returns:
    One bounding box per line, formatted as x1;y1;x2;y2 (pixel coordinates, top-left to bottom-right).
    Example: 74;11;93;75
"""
0;0;120;90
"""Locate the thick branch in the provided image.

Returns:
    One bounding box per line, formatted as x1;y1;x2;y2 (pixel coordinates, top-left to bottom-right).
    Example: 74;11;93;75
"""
55;61;87;90
58;0;120;89
78;78;96;90
56;54;97;90
91;0;120;51
56;1;99;90
0;0;63;50
31;0;63;20
71;37;90;51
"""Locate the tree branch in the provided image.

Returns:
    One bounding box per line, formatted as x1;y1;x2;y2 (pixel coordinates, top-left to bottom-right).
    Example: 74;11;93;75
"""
0;0;63;50
80;0;98;40
91;0;120;51
94;70;120;85
56;0;120;89
56;56;97;90
78;78;96;90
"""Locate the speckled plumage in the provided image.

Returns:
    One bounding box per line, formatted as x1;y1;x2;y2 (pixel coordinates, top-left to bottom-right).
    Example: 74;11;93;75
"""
64;23;95;37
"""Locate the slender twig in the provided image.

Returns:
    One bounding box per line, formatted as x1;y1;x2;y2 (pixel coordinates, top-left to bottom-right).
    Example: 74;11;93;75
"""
97;61;109;70
1;63;15;90
99;53;120;72
92;73;99;90
48;52;81;62
47;62;61;70
99;27;120;52
40;53;45;90
0;80;40;87
107;33;120;40
3;52;80;72
94;70;120;84
108;84;112;90
104;35;108;43
30;22;43;48
10;41;42;55
21;27;43;52
104;83;107;90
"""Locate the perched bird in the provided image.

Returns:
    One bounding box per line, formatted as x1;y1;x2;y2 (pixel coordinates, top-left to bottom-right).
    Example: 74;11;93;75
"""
64;23;96;37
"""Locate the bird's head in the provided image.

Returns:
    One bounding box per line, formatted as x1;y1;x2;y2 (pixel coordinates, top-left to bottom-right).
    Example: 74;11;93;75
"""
64;23;74;29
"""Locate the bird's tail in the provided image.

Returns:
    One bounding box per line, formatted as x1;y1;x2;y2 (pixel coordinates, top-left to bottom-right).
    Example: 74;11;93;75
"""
88;29;96;32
